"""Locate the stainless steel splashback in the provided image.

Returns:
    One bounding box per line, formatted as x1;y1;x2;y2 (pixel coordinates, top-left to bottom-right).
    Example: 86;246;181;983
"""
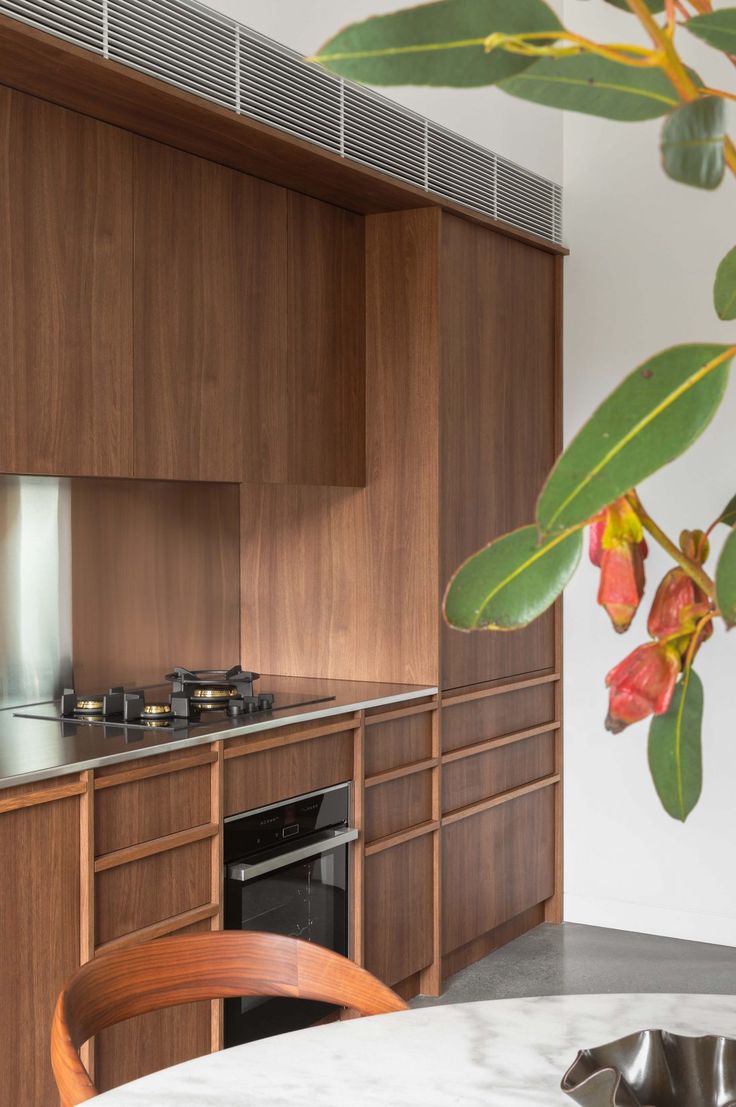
0;476;73;709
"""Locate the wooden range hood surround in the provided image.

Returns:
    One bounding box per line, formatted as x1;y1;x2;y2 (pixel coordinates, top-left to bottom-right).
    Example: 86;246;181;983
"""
0;13;566;256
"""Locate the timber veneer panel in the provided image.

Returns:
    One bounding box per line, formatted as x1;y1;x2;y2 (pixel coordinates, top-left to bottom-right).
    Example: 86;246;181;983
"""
95;761;211;856
364;835;434;987
71;479;240;691
0;86;133;476
442;682;557;755
0;788;81;1107
283;192;365;486
439;216;558;690
365;710;434;776
224;730;354;816
441;786;556;955
240;208;440;683
364;770;433;843
442;731;556;815
133;137;286;482
95;838;211;945
94;919;212;1094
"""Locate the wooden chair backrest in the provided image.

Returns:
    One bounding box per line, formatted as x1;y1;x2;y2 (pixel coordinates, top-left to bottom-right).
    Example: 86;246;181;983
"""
51;930;408;1107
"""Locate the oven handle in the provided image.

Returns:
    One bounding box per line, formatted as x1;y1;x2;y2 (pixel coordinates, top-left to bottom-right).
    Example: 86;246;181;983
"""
227;826;359;883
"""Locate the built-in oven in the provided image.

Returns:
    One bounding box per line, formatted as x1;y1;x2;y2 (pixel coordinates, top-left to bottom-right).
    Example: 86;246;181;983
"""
223;782;357;1047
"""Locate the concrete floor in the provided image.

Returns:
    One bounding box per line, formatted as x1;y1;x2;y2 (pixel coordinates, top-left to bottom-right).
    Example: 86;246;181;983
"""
411;922;736;1007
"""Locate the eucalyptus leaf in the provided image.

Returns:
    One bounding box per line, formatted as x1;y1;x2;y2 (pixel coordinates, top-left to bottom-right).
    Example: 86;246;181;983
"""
660;97;725;190
717;493;736;528
499;53;681;121
648;669;703;822
714;246;736;321
537;344;733;535
443;524;582;630
716;526;736;626
687;8;736;56
603;0;665;11
311;0;562;86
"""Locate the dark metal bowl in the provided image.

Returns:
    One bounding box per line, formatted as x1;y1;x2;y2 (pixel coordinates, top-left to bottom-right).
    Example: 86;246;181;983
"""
561;1029;736;1107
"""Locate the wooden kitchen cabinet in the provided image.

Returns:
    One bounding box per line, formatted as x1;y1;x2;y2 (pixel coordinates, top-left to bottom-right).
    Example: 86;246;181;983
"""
364;836;435;988
0;87;134;478
0;777;84;1107
439;217;559;692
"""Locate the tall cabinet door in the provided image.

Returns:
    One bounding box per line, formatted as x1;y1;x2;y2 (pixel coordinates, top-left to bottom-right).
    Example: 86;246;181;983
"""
132;137;287;482
439;215;560;691
0;88;134;477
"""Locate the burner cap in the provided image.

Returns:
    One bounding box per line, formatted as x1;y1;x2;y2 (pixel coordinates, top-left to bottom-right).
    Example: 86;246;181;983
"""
191;687;235;701
141;703;173;717
142;718;171;728
75;698;104;714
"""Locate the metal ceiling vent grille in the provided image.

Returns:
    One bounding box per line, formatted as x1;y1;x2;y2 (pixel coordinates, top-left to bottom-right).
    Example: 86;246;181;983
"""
239;27;341;153
344;84;426;188
108;0;237;110
0;0;103;51
0;0;563;243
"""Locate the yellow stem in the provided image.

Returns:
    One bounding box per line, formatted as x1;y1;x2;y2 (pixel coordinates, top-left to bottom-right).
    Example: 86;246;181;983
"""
627;490;716;601
701;86;736;104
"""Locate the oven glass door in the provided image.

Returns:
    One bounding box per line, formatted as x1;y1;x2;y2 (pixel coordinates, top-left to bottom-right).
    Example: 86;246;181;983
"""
224;839;349;1046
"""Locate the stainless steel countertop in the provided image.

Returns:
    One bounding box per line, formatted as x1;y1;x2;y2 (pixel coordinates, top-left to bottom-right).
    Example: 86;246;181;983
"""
0;674;437;790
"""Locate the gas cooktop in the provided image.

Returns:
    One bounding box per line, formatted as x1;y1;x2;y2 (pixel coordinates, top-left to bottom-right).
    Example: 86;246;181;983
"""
14;665;335;733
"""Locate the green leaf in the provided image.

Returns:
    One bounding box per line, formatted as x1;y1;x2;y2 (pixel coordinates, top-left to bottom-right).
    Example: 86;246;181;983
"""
499;53;682;121
443;524;582;630
537;344;733;535
311;0;562;87
603;0;665;11
648;669;703;822
714;246;736;320
660;97;725;190
716;526;736;626
687;8;736;56
717;493;736;528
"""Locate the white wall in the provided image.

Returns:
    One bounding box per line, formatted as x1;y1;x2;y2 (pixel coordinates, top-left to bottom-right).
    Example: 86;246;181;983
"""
207;0;563;181
562;0;736;946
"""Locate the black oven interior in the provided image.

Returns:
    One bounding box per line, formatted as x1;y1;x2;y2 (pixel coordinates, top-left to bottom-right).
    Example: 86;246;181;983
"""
223;783;356;1047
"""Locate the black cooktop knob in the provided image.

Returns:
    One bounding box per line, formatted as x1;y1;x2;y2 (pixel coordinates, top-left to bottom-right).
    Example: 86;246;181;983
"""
258;695;273;712
246;699;258;713
227;700;244;717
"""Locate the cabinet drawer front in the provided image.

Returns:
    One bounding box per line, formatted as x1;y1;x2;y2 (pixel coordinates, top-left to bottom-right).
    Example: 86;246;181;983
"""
95;763;211;856
442;683;556;754
224;730;353;817
442;732;555;816
364;835;434;986
365;770;433;844
95;839;211;946
441;786;555;954
365;711;433;776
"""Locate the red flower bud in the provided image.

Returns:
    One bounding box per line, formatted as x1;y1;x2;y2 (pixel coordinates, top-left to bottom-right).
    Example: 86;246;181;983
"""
647;568;710;641
589;498;648;633
680;529;710;566
605;641;681;733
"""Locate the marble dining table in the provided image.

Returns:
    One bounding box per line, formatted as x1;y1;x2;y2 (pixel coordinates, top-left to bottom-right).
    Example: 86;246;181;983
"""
92;993;736;1106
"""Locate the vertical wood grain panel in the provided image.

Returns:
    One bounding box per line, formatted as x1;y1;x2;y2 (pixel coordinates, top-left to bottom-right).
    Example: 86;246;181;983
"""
0;792;81;1106
71;478;240;691
283;192;365;486
364;835;434;987
0;86;133;476
439;215;557;690
132;136;287;482
240;208;440;683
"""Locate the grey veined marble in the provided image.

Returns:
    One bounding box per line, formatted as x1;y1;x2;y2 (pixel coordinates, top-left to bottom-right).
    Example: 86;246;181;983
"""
91;994;736;1107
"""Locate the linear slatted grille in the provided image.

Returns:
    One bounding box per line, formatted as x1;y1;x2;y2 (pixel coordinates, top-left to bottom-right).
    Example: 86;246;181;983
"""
428;124;497;220
239;28;341;153
343;84;425;188
0;0;563;243
497;157;559;242
0;0;103;50
108;0;236;110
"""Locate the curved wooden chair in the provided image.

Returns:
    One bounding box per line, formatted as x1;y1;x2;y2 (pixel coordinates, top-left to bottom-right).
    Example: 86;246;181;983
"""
51;930;408;1107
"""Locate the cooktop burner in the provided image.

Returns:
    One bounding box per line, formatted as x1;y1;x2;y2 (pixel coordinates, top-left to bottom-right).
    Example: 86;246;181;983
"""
13;665;335;732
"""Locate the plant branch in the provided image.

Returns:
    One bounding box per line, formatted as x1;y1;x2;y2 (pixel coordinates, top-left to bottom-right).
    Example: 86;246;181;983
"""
627;0;736;178
626;490;716;601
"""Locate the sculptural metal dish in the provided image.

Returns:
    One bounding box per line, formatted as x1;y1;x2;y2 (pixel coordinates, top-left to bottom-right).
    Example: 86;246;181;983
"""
561;1028;736;1107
